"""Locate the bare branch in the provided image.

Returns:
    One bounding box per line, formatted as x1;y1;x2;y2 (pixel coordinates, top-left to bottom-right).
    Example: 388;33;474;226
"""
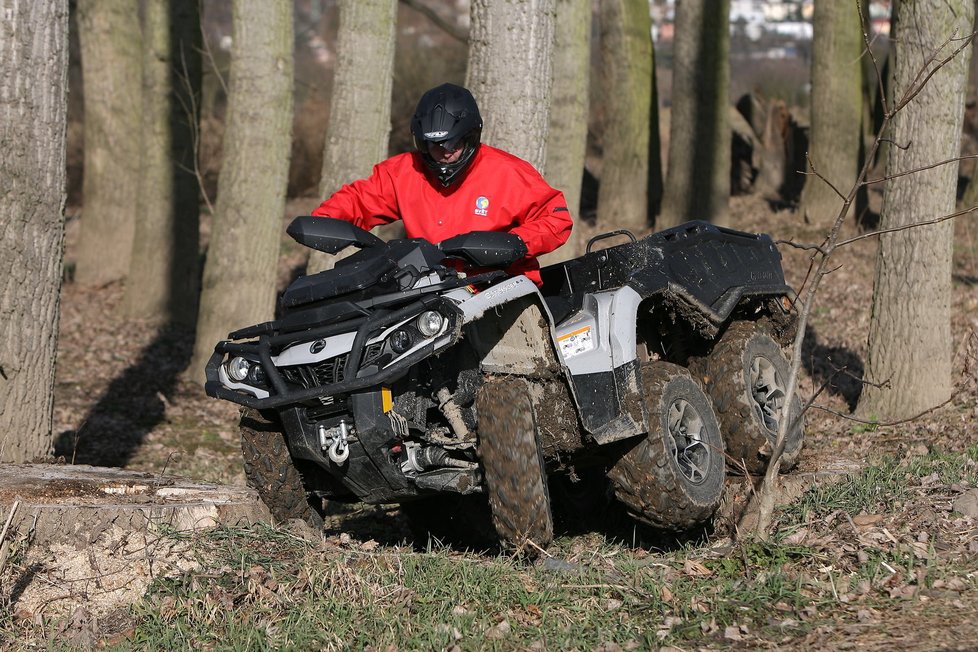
812;394;955;426
857;0;888;117
199;25;228;97
175;43;215;216
835;204;978;248
892;30;976;114
802;152;849;201
398;0;467;43
861;152;978;186
775;240;828;255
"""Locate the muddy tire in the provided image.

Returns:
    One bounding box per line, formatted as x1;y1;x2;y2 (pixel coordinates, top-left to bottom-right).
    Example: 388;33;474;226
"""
608;362;725;531
239;408;324;529
694;320;804;474
475;377;553;555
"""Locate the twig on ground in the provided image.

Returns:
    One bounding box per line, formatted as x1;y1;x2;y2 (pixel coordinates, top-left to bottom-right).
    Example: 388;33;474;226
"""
0;500;21;575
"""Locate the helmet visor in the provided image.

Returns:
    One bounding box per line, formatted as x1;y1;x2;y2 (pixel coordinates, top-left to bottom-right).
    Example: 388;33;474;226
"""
426;139;466;164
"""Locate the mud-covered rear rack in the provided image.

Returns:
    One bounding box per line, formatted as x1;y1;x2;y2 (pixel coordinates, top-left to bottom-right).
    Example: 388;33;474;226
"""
204;295;463;409
540;220;793;337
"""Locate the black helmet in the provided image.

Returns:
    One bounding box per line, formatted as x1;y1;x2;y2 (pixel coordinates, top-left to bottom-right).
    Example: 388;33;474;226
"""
411;83;483;187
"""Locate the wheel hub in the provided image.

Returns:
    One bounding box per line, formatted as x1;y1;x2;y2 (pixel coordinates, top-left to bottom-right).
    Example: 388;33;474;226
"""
750;355;787;434
667;399;710;484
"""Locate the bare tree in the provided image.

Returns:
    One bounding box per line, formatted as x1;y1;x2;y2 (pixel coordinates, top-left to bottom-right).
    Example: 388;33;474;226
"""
799;1;864;227
74;0;142;286
858;1;974;420
189;0;293;383
466;0;556;172
744;6;976;536
307;0;398;275
0;0;68;462
657;0;731;229
123;0;202;326
595;0;653;233
540;0;591;263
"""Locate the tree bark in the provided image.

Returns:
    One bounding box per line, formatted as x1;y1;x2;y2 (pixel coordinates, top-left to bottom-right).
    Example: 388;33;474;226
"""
799;1;864;227
189;0;293;384
657;0;731;229
74;0;142;286
858;0;973;420
466;0;556;173
539;0;591;264
0;0;68;462
308;0;398;275
595;0;652;233
123;0;202;326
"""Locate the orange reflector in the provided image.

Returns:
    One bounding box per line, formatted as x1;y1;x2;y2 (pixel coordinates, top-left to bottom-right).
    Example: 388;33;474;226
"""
382;387;393;413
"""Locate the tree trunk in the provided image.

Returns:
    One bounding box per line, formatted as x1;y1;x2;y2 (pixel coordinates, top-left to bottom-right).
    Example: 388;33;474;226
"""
648;31;664;223
540;0;591;264
594;0;652;233
798;1;863;227
189;0;293;384
858;0;973;420
872;0;899;174
543;0;590;260
74;0;142;286
308;0;398;275
0;0;68;462
657;0;731;229
466;0;556;173
123;0;202;326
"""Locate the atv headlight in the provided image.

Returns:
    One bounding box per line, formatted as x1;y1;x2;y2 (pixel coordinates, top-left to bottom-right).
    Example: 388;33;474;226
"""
226;356;251;382
416;310;444;337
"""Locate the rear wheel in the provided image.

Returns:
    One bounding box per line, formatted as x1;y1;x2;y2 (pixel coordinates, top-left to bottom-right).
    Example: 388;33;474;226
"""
694;321;804;474
239;408;325;528
475;377;553;555
608;362;725;531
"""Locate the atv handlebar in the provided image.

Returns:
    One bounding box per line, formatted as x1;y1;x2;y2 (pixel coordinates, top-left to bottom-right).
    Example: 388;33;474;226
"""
438;231;527;268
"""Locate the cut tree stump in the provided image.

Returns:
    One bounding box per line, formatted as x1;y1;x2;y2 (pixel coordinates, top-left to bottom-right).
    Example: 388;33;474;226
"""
0;463;271;548
0;463;274;620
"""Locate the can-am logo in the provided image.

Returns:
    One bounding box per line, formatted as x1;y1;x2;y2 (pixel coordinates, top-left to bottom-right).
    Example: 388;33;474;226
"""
424;130;449;139
474;196;489;216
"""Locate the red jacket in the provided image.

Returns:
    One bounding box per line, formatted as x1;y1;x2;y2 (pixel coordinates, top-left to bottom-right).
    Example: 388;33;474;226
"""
311;145;572;285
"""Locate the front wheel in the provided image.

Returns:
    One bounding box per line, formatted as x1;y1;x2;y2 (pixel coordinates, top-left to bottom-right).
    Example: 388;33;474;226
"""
608;362;726;531
240;408;325;528
475;377;553;555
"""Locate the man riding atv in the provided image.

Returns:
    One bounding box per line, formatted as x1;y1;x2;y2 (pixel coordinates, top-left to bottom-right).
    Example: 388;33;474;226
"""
206;83;804;557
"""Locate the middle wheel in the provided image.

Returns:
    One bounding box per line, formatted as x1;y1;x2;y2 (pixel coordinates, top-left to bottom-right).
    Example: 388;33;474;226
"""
475;376;554;554
608;362;726;531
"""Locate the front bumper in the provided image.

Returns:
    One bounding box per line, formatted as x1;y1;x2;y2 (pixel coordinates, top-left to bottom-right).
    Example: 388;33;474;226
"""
205;295;462;409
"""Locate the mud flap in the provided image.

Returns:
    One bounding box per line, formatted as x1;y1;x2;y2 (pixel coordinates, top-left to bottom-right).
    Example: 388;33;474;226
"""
572;360;647;445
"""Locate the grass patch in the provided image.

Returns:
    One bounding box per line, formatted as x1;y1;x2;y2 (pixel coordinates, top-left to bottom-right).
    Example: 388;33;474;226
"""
88;525;835;650
4;449;977;649
783;447;978;523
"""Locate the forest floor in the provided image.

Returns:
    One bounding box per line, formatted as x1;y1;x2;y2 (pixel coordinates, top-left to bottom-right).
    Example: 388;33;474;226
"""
2;194;978;650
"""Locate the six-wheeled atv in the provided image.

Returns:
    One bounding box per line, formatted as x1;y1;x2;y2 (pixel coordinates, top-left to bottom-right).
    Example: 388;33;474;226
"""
205;216;803;553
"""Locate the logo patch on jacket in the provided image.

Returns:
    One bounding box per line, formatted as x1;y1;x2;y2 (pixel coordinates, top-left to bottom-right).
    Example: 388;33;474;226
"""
474;196;489;216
